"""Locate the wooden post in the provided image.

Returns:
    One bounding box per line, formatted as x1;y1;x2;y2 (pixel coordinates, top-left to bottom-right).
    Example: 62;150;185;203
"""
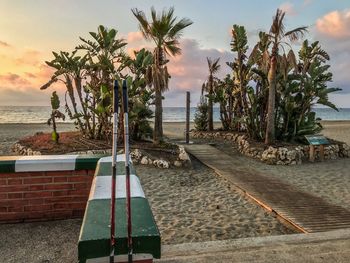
309;145;315;162
319;144;325;161
185;91;190;144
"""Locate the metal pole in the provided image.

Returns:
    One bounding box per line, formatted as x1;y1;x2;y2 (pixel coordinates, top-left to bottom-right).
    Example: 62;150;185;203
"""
110;80;119;263
122;80;133;263
185;91;190;144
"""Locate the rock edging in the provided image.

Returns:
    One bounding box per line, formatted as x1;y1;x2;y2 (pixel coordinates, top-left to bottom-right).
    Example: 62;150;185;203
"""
11;142;191;169
191;131;350;165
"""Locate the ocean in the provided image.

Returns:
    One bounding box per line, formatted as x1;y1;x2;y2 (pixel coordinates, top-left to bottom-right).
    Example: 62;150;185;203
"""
0;106;350;124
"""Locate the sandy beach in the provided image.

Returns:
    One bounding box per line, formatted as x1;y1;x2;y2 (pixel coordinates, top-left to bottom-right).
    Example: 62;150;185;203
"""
0;121;349;262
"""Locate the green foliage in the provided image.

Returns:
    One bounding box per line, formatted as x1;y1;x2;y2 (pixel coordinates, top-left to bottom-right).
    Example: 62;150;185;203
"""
132;7;193;143
276;40;341;142
194;96;209;131
47;91;65;143
207;22;341;144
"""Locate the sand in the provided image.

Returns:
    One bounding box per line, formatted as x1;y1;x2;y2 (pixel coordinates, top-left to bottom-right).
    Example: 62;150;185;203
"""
136;159;293;245
0;157;293;263
0;121;349;262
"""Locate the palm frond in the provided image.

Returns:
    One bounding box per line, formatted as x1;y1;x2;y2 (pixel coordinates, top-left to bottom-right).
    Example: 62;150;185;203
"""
285;26;308;42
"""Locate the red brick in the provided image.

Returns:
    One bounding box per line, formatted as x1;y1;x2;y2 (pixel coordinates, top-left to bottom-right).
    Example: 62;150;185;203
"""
24;204;52;212
73;183;88;190
0;193;6;199
0;185;30;193
72;170;88;176
29;185;44;191
53;177;67;183
45;211;73;219
52;190;69;197
0;212;25;222
45;184;73;190
25;211;46;219
7;178;22;185
72;209;85;217
88;170;96;176
8;206;24;212
24;192;52;198
0;199;28;207
68;189;90;197
24;177;52;184
8;193;23;199
0;207;7;212
29;199;44;205
68;176;89;183
45;171;72;177
45;196;77;203
0;179;6;185
53;202;85;210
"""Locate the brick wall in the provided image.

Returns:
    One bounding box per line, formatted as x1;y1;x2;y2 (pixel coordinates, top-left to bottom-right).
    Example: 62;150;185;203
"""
0;169;94;223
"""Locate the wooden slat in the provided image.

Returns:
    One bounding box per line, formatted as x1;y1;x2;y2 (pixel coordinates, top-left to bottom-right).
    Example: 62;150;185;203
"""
185;144;350;233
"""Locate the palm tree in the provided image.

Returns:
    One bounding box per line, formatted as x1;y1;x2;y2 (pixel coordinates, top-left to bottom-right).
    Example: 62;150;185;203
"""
132;7;193;144
265;9;307;144
205;57;221;131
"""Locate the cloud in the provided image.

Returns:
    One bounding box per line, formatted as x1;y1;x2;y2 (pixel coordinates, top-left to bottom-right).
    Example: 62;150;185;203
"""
163;38;233;106
303;0;313;6
15;49;42;66
0;40;11;48
316;9;350;39
312;8;350;101
279;2;297;16
0;73;31;86
0;87;52;106
126;31;144;43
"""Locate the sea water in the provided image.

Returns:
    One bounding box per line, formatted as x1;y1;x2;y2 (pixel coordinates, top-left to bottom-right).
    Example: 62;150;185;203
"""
0;106;350;123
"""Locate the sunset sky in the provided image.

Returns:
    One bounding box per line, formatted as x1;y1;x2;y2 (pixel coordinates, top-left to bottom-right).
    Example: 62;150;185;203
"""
0;0;350;107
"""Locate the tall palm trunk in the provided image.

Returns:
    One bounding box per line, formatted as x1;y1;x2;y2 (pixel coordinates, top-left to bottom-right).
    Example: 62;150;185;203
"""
208;77;214;131
153;87;163;143
265;47;277;144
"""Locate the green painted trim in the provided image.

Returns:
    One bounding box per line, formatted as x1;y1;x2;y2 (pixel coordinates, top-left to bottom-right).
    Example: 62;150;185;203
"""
95;161;136;177
78;198;161;262
0;156;17;173
75;154;108;170
0;155;107;173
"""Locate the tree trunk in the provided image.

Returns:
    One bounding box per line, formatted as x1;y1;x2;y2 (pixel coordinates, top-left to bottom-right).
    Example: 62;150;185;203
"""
153;87;163;144
265;55;277;145
208;98;213;131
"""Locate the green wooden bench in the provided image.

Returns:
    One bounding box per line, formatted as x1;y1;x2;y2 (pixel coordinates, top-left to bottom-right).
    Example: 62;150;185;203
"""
78;156;161;263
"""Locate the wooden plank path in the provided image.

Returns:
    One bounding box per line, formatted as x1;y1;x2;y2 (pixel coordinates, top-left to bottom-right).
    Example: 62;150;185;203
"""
185;144;350;233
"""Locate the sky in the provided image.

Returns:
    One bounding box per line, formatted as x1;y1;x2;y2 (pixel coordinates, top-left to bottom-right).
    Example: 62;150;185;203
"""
0;0;350;107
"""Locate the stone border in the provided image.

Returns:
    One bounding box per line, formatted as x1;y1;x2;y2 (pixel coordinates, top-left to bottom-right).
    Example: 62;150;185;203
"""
131;145;191;169
191;131;350;165
11;142;191;169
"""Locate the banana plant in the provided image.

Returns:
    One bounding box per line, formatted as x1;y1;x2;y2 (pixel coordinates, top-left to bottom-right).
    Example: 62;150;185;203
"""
47;91;65;143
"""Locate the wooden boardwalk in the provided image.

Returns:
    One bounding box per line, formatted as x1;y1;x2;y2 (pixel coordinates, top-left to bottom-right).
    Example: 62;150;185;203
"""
185;144;350;233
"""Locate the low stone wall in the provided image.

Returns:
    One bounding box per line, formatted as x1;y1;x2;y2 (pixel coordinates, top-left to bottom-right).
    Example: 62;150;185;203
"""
191;131;350;165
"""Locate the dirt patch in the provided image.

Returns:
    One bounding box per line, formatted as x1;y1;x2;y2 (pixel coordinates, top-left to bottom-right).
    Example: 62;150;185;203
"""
17;131;110;155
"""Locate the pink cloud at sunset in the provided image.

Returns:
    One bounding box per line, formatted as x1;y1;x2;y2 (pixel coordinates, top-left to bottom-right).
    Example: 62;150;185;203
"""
316;9;350;39
0;73;31;87
279;2;297;16
126;31;144;43
15;49;42;67
0;40;11;48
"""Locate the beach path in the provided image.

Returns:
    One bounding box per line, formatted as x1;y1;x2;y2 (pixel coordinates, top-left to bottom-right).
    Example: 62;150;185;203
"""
185;144;350;233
